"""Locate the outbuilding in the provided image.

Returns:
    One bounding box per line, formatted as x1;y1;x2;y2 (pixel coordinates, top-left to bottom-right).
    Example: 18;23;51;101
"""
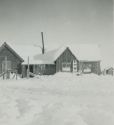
0;42;24;75
104;67;114;76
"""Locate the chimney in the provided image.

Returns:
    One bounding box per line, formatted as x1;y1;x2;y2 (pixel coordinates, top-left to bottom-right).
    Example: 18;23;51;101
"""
41;32;45;54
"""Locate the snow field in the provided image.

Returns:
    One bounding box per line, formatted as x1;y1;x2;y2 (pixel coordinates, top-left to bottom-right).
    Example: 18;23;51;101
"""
0;73;114;125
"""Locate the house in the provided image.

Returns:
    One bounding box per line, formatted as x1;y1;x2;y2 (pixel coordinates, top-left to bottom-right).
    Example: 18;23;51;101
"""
22;47;78;77
0;42;101;77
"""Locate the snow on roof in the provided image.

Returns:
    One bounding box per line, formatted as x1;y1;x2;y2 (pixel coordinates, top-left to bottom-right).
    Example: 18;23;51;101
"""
22;59;49;65
33;46;67;64
0;42;101;65
3;42;41;61
34;44;101;64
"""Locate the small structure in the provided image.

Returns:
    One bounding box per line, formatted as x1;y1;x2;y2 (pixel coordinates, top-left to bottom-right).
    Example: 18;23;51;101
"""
0;42;24;78
104;67;114;76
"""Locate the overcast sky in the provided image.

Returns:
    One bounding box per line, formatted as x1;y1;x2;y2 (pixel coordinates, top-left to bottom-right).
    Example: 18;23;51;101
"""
0;0;113;65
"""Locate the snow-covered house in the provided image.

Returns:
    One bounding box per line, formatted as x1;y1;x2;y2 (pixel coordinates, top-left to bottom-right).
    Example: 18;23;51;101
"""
21;47;77;77
0;42;101;77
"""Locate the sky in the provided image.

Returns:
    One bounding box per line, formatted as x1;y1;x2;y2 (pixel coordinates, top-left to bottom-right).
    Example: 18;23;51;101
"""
0;0;113;66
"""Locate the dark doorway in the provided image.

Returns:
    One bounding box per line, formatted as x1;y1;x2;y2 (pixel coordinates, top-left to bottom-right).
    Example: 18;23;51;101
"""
29;65;33;73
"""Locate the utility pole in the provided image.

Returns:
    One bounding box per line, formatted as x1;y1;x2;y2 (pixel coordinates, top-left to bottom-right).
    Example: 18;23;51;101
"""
41;32;45;54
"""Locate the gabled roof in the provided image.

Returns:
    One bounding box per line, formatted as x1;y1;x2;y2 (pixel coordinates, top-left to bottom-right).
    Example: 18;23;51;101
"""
9;44;41;62
0;42;24;62
32;47;71;64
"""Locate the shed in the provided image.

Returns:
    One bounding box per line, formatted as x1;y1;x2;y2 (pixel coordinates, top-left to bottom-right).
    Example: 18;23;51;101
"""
0;42;24;74
103;67;114;76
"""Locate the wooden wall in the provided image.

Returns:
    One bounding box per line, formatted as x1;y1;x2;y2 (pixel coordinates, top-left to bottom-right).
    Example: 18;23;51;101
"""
0;46;22;74
33;64;56;75
55;47;77;72
22;64;56;77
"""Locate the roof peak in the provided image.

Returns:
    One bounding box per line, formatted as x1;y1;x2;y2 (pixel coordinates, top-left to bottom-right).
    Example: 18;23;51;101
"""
0;42;24;62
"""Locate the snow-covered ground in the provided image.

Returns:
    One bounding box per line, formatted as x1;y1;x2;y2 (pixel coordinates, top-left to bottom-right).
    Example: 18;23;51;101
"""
0;73;114;125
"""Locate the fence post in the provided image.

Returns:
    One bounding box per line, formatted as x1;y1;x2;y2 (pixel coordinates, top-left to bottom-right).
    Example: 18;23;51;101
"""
16;70;17;80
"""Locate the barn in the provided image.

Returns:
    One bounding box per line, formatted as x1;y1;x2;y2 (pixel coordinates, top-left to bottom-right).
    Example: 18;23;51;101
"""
0;42;101;77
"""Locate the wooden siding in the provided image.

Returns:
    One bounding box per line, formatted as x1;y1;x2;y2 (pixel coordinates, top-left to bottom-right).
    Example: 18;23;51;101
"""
55;47;78;72
22;64;56;77
0;46;22;74
44;64;56;75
